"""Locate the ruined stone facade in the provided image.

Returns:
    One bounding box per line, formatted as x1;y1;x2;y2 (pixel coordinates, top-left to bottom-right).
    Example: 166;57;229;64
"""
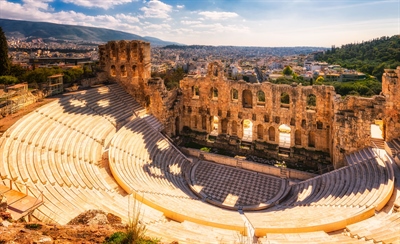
100;40;400;169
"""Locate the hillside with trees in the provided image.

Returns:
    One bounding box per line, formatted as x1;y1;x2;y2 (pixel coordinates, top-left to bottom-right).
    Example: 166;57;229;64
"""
316;35;400;81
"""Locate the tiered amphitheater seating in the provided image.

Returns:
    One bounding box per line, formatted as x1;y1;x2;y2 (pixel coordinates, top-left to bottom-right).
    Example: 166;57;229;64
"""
345;147;376;166
258;231;372;244
0;83;244;242
245;155;394;236
108;117;246;233
345;211;400;243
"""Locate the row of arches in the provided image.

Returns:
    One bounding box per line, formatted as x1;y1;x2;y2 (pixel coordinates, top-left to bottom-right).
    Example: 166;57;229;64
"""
110;65;137;77
109;41;139;61
191;86;317;108
193;115;317;148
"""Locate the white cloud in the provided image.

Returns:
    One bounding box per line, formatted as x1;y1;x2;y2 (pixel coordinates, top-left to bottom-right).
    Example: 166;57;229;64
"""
198;11;239;20
140;0;172;19
61;0;137;10
176;4;184;9
116;13;140;23
180;20;202;25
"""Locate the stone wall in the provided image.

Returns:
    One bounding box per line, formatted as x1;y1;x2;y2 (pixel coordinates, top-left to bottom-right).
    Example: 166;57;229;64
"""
99;41;400;170
332;95;386;167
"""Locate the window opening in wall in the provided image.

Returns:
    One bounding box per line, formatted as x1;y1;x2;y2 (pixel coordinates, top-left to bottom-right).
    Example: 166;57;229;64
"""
121;65;127;77
192;86;200;97
281;92;290;108
257;90;265;105
317;121;323;129
211;87;218;99
110;65;116;76
210;116;219;136
231;89;238;100
307;94;317;110
243;119;253;141
371;120;384;140
242;90;253;108
202;116;206;130
279;124;291;148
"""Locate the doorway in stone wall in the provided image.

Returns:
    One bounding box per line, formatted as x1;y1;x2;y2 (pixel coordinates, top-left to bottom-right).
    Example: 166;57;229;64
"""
279;124;291;148
210;116;219;136
242;119;253;141
371;120;384;149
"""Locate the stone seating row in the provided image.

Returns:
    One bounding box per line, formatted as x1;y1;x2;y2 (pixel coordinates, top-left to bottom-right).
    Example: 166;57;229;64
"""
345;147;376;166
258;231;372;244
1;110;113;192
282;158;393;210
108;117;246;232
346;211;400;244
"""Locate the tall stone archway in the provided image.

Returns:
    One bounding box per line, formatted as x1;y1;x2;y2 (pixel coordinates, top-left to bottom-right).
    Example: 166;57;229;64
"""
243;119;253;141
279;124;291;148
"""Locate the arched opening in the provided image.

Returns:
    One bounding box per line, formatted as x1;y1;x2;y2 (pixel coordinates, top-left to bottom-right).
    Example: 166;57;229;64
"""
192;86;200;97
295;129;302;145
279;124;291;148
281;92;290;108
232;121;237;135
132;65;137;76
211;87;218;99
221;119;228;134
242;90;252;108
119;42;127;60
257;124;264;140
120;65;127;77
371;120;384;139
268;126;275;142
110;65;116;76
202;116;206;130
308;131;316;147
243;119;253;141
193;115;198;129
307;94;316;109
231;89;238;100
175;117;180;136
213;66;218;76
110;43;117;59
211;116;219;136
257;90;265;106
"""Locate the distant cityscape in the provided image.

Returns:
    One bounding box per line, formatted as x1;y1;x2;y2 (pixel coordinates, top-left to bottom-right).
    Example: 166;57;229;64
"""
7;36;368;85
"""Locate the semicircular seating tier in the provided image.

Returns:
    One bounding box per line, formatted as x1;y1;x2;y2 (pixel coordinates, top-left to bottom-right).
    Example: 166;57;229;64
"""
0;84;245;243
108;111;394;237
0;82;397;242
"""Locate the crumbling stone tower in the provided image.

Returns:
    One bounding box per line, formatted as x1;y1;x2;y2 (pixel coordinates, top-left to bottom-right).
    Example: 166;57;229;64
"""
99;40;151;104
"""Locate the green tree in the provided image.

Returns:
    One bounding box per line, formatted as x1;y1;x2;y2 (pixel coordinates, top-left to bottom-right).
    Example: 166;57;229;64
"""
0;27;10;76
282;66;293;76
0;75;18;85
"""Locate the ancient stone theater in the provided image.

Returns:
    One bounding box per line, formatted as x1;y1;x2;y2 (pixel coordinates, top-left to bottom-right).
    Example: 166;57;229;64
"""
1;40;400;243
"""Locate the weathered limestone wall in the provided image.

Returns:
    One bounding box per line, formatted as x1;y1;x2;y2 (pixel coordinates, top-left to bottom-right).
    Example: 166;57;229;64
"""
382;67;400;141
99;41;400;170
179;62;334;166
332;95;386;168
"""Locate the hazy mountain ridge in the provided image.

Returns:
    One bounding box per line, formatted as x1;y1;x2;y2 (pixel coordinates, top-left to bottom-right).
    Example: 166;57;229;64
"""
0;18;181;46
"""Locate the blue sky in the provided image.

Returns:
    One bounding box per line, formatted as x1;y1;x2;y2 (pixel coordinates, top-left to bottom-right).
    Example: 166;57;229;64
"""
0;0;399;47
